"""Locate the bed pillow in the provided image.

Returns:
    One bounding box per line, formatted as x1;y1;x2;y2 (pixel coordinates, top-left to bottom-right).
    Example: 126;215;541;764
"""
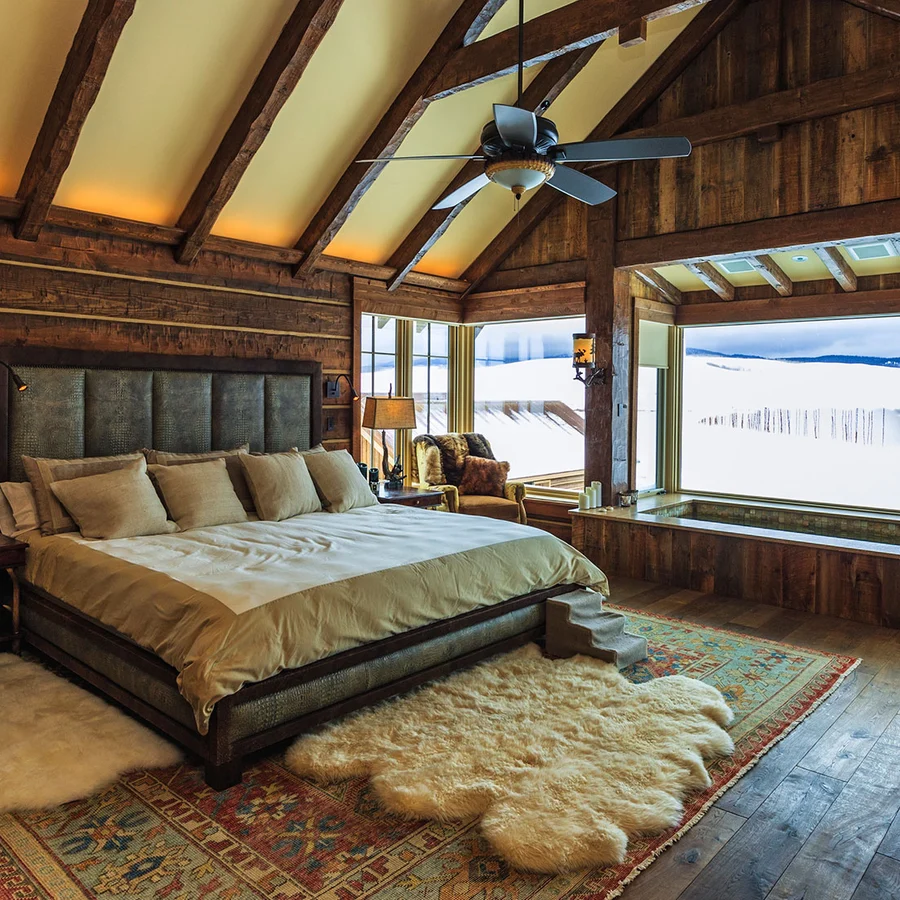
149;459;248;531
144;445;254;512
304;450;378;514
0;482;38;536
23;452;145;535
49;462;176;540
239;451;321;521
458;456;510;498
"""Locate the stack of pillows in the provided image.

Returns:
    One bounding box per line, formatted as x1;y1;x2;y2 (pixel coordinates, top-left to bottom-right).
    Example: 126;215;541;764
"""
0;446;378;542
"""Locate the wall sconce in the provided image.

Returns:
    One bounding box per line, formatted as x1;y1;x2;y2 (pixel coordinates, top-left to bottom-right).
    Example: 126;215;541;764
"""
325;373;359;401
0;361;27;392
572;333;608;386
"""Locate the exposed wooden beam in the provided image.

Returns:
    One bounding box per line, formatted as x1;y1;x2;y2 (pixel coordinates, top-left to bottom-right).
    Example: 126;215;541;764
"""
464;282;585;323
844;0;900;20
354;277;464;324
816;246;858;292
15;0;135;241
458;0;744;294
385;46;597;292
677;285;900;326
686;261;735;300
427;0;711;99
618;18;648;47
291;0;505;278
617;198;900;268
175;0;345;264
747;254;792;296
634;268;682;305
608;60;900;156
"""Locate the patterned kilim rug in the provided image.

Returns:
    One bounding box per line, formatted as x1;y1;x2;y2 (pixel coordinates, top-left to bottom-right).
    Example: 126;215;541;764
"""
0;607;859;900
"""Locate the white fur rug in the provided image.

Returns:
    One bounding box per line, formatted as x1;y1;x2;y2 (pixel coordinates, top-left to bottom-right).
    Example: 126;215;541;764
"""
286;644;734;873
0;655;181;812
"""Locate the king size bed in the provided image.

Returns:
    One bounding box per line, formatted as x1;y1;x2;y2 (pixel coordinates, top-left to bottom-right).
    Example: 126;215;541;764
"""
1;348;606;788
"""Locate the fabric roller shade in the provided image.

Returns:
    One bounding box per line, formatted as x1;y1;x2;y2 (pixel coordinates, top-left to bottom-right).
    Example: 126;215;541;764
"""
639;321;670;369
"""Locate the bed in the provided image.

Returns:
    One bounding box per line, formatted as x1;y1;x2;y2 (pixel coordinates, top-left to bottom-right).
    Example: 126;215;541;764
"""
1;347;606;788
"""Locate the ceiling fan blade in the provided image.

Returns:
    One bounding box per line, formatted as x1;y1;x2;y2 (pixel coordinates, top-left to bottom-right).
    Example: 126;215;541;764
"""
493;104;538;148
432;173;491;210
356;154;486;162
547;166;617;205
553;136;692;162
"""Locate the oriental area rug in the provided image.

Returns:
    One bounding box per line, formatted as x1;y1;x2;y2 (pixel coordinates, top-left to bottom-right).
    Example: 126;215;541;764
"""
0;608;859;900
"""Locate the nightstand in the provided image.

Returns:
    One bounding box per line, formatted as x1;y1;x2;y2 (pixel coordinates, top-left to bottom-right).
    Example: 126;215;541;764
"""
376;484;444;508
0;535;27;654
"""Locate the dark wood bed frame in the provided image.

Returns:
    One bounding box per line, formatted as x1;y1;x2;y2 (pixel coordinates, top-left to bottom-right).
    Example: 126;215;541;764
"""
1;346;576;789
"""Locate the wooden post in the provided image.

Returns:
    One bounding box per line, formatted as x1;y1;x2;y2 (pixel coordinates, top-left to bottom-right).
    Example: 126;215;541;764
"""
585;177;632;506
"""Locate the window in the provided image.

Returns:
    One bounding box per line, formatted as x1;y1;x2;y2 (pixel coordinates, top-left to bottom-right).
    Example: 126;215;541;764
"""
413;321;449;434
360;314;397;471
474;317;585;488
636;367;664;491
680;316;900;510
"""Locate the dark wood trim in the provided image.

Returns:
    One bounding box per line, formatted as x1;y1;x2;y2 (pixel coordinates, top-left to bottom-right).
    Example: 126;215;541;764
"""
15;0;136;241
354;276;465;324
616;198;900;268
175;0;345;263
675;286;900;325
427;0;713;99
460;0;743;292
291;0;503;278
385;46;599;291
0;346;323;480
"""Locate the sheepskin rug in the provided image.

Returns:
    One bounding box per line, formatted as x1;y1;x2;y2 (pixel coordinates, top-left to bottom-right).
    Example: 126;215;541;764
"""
286;644;734;873
0;655;181;812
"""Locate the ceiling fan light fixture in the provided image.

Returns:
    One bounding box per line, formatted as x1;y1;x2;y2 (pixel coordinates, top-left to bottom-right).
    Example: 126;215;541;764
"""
485;156;555;196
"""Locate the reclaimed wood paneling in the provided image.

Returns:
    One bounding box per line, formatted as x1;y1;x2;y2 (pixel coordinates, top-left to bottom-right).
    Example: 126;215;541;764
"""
574;515;900;626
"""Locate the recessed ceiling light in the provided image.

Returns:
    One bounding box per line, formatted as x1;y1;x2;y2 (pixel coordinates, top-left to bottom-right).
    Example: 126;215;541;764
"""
847;241;896;261
792;255;808;262
717;259;755;275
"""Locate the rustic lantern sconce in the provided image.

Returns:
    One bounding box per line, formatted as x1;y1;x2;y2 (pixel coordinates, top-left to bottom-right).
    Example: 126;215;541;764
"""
572;333;608;386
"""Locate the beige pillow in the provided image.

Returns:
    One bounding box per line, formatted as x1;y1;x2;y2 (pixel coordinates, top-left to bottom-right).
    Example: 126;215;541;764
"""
144;445;254;512
149;459;248;531
304;450;378;514
239;451;321;521
49;462;176;540
0;482;38;536
23;452;145;535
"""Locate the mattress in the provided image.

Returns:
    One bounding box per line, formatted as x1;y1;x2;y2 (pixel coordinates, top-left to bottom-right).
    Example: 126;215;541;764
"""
23;505;607;732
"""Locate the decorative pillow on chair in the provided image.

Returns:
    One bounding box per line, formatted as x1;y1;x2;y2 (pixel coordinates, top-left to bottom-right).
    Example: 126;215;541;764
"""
458;456;510;498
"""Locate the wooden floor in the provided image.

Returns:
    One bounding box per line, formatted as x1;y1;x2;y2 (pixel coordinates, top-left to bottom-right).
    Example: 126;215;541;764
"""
611;576;900;900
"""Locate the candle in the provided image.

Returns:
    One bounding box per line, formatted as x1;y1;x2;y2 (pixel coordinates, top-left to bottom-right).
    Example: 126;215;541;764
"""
591;481;602;506
578;491;589;511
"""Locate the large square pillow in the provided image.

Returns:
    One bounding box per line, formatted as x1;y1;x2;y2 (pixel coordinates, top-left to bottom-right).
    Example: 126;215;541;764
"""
458;456;510;498
23;452;145;535
149;459;248;531
0;482;38;537
49;461;176;540
304;450;378;514
144;445;254;512
239;451;321;521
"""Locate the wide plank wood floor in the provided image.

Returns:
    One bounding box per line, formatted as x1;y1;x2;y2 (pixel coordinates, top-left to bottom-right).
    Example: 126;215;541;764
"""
611;576;900;900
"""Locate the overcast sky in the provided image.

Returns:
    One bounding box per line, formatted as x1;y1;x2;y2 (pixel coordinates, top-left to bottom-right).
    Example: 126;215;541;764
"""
686;316;900;359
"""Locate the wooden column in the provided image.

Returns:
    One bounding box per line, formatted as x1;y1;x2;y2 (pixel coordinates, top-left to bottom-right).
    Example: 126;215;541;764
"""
585;177;631;505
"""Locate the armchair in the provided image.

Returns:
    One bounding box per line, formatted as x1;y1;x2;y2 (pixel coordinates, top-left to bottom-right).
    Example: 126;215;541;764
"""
411;433;527;525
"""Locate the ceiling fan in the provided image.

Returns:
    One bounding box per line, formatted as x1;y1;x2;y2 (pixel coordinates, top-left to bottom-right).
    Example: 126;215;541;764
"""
357;0;693;210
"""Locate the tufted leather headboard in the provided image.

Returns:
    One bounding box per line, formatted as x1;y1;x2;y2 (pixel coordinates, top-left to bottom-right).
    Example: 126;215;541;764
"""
0;348;322;482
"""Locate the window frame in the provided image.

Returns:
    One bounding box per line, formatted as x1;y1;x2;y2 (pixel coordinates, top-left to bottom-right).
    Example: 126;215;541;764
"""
412;320;449;435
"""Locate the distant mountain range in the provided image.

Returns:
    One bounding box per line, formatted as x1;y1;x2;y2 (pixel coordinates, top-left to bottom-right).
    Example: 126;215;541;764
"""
687;348;900;367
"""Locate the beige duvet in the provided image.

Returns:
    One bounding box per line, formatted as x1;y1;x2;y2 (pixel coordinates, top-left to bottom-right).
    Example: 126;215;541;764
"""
24;505;607;733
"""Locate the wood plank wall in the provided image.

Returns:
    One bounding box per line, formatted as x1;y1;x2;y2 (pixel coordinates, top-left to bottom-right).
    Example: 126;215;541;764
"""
618;0;900;241
0;231;357;453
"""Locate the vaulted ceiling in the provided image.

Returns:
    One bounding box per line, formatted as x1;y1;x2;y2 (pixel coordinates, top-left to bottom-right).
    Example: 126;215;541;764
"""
0;0;705;286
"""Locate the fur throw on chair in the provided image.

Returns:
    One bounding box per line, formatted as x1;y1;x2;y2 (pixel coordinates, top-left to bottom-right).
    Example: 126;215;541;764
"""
412;433;495;486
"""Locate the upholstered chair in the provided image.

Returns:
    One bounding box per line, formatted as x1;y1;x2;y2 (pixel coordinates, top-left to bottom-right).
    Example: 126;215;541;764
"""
411;433;527;525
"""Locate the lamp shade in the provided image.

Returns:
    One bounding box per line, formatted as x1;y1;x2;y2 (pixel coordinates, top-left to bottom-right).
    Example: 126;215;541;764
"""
362;395;417;430
573;333;596;369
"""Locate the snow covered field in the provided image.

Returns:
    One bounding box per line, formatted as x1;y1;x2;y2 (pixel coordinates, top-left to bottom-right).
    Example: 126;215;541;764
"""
682;355;900;510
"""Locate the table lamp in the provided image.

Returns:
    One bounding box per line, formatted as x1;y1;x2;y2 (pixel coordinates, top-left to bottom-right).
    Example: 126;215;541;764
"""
362;385;417;483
